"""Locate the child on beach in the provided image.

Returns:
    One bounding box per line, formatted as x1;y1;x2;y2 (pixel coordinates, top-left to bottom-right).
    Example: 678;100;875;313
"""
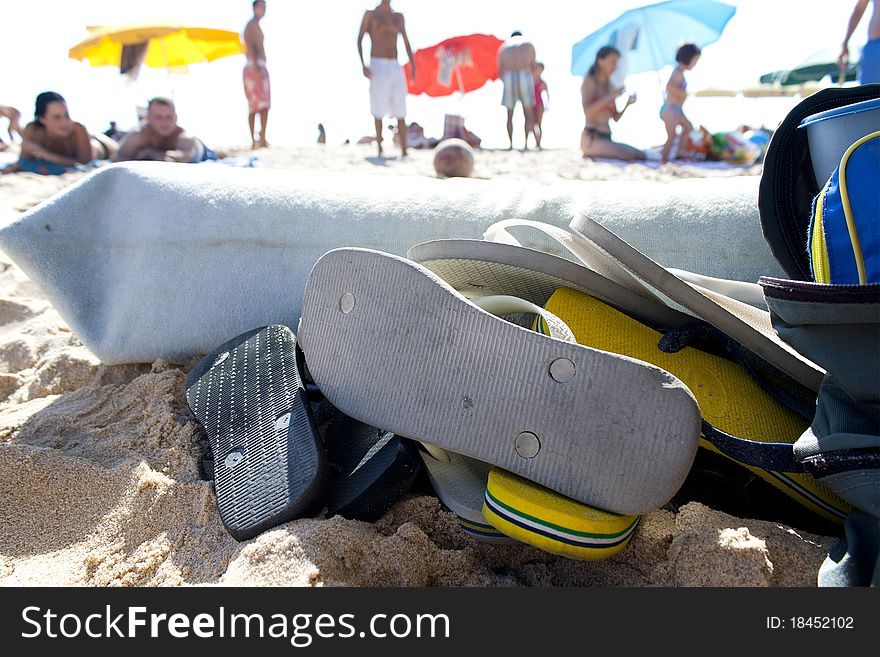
660;43;701;163
531;62;549;149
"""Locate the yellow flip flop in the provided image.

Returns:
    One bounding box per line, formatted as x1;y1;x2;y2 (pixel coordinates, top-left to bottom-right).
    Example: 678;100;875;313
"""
540;287;850;524
482;468;639;560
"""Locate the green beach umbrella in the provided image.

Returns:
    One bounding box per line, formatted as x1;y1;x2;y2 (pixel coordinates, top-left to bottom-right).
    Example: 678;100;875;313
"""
760;45;861;86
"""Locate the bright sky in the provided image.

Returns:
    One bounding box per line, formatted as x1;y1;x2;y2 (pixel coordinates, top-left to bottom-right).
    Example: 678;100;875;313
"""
1;0;869;150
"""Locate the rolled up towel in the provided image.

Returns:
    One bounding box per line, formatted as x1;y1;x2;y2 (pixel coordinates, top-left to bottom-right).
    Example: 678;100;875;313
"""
0;162;778;364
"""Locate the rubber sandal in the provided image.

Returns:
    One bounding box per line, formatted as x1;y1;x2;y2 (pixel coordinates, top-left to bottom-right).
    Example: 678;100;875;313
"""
298;247;701;516
323;414;422;522
567;215;825;391
540;288;850;524
185;325;329;541
420;447;512;542
482;468;640;560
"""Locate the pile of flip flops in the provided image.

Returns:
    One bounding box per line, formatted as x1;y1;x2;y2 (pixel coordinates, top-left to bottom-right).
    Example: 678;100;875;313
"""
185;213;848;560
179;86;880;584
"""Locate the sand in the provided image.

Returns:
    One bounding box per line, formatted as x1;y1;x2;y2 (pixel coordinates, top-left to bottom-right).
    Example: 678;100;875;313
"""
0;145;833;587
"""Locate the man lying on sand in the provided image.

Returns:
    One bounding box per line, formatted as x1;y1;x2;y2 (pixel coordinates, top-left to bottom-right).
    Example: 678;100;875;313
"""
114;97;217;163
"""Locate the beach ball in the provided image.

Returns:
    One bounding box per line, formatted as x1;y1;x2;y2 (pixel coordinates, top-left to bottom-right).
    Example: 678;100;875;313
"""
433;138;474;178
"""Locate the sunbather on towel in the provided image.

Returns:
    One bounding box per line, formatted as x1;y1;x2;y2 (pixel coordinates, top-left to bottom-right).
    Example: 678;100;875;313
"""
9;92;118;172
114;97;217;163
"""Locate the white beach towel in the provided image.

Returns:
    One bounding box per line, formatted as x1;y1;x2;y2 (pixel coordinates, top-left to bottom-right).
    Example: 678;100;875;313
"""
0;162;779;364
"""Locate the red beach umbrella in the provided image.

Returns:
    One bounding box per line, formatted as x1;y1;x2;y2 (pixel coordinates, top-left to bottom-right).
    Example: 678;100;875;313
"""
405;34;504;97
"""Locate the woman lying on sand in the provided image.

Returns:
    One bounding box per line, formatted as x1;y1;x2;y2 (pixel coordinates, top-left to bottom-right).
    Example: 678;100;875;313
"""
4;92;118;174
580;46;645;161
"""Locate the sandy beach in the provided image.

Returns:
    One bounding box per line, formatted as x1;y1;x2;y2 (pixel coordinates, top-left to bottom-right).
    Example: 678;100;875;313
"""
0;146;833;587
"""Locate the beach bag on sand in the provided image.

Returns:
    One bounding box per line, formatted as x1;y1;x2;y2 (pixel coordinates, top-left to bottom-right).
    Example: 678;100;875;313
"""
757;86;880;587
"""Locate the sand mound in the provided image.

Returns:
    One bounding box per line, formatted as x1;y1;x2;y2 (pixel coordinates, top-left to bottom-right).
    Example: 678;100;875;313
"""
0;337;833;587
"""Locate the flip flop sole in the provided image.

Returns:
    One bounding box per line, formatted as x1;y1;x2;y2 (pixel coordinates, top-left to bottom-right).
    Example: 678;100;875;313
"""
186;325;328;541
324;415;422;522
420;449;513;543
299;248;702;516
482;468;640;560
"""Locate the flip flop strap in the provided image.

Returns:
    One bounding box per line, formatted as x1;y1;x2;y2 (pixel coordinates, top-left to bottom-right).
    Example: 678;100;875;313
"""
701;421;880;477
484;218;766;307
470;294;576;343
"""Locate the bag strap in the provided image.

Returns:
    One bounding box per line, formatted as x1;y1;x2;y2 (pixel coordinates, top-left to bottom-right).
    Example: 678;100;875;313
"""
701;422;880;478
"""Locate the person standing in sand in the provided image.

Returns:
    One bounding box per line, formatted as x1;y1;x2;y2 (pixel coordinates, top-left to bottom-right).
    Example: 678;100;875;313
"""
838;0;880;83
498;32;536;150
243;0;271;149
659;43;701;164
357;0;416;157
531;62;549;150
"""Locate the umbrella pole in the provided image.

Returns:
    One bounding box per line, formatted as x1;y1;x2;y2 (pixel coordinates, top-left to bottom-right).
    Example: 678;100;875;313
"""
455;66;465;119
644;15;667;95
160;38;176;100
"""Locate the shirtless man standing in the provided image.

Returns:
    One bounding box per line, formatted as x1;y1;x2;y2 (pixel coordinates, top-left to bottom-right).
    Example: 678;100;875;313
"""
357;0;416;157
839;0;880;83
114;97;216;163
243;0;270;149
497;32;536;150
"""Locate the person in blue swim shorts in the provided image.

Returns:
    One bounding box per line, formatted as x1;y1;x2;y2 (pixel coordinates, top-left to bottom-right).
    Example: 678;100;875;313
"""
839;0;880;84
498;31;537;150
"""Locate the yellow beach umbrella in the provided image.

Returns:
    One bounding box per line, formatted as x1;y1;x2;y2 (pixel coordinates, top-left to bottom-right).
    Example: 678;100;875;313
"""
69;24;245;71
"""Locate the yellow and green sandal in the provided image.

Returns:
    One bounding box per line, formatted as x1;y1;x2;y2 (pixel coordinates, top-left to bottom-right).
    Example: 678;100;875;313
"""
482;468;640;560
540;287;850;524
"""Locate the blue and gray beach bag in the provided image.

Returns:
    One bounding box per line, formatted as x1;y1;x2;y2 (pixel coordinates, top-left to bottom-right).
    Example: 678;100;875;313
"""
759;85;880;587
808;129;879;285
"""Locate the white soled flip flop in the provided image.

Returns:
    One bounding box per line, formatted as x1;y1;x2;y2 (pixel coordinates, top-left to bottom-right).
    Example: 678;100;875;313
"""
419;446;513;543
298;248;701;516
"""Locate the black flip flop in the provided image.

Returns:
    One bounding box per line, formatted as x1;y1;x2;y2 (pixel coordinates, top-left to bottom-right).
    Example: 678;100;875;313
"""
186;325;329;541
324;414;422;522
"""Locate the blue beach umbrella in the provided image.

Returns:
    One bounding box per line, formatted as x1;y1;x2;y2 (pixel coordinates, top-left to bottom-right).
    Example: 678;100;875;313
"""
571;0;736;77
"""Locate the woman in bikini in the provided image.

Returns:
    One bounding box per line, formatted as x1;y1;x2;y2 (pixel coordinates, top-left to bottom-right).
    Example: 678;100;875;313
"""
660;43;701;163
580;46;644;161
17;92;118;169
